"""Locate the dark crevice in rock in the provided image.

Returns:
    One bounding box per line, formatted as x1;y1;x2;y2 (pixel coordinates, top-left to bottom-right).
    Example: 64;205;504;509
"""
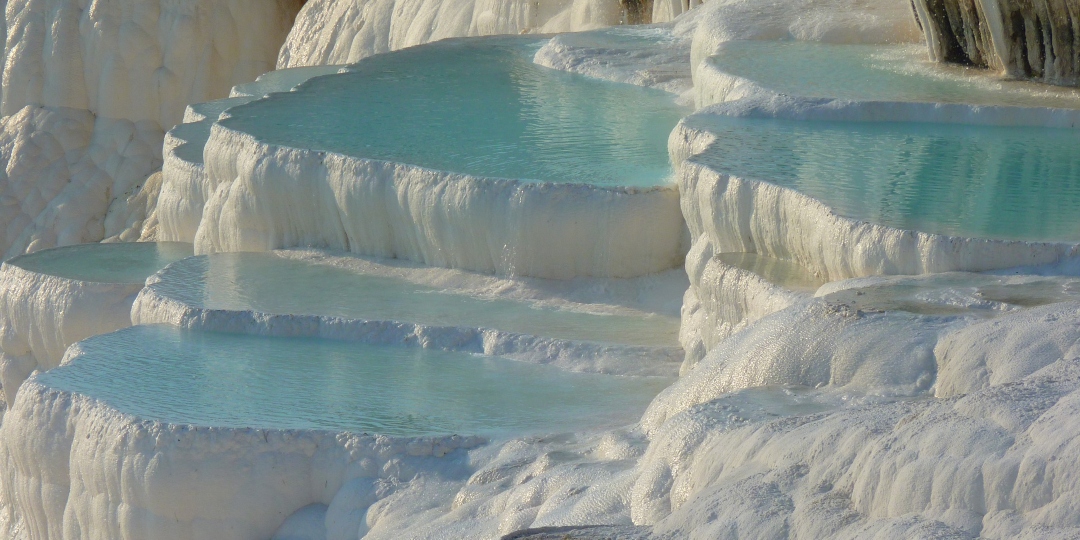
916;0;996;66
622;0;653;24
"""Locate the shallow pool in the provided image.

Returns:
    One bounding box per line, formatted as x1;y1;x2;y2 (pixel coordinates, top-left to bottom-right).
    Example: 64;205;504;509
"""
687;114;1080;241
220;36;688;187
152;252;679;347
709;41;1080;109
42;325;673;436
5;242;194;284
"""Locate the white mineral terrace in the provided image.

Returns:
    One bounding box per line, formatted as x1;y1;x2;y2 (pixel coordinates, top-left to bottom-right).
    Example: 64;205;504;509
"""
0;242;192;410
3;0;1080;538
159;36;689;280
133;250;685;375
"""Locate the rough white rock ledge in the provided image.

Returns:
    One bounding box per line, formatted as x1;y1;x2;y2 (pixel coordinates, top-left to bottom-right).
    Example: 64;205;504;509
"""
672;112;1080;283
166;125;686;280
0;375;482;540
132;281;683;377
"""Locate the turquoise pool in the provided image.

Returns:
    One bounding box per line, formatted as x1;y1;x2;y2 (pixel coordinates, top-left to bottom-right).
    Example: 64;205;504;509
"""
687;113;1080;241
41;326;673;436
220;36;689;187
5;242;194;284
152;253;679;347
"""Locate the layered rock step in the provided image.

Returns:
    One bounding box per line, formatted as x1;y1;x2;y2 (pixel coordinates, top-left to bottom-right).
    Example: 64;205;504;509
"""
134;250;685;376
0;242;192;408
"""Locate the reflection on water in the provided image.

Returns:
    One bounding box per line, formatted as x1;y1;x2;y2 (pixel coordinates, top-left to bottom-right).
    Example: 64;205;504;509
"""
41;325;673;437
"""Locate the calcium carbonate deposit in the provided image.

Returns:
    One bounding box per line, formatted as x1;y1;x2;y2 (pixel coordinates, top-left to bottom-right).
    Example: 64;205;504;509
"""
2;0;1080;538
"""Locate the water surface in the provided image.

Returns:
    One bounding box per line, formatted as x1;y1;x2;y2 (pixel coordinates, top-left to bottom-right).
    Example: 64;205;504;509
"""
41;326;673;437
688;114;1080;241
153;253;680;346
222;36;688;187
710;41;1080;109
6;242;194;284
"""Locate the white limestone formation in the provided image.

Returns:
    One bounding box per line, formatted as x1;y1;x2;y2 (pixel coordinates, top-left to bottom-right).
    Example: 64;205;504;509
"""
277;0;623;68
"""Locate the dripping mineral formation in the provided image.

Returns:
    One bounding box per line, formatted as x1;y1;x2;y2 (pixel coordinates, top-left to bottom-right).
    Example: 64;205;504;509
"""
911;0;1080;85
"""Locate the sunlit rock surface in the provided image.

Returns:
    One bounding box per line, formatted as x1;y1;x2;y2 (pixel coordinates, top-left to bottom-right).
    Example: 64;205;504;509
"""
533;25;694;98
1;0;304;128
0;107;162;257
0;0;303;257
277;0;625;68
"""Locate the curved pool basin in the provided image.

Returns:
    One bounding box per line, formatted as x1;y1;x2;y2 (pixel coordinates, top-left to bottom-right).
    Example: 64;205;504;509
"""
147;252;680;348
43;325;673;437
219;36;689;187
683;113;1080;242
4;242;194;284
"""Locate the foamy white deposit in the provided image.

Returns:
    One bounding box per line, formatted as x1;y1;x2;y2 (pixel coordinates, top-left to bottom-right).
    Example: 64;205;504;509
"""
322;289;1080;539
132;250;687;376
228;293;1080;539
691;61;1080;124
672;113;1080;284
6;0;1080;537
533;25;694;99
679;242;811;368
133;295;682;377
674;113;1080;378
0;106;162;257
170;126;685;280
158;62;689;280
159;94;286;245
276;0;623;68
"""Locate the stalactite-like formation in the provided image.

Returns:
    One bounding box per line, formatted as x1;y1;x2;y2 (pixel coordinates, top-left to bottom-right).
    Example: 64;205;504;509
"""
912;0;1080;85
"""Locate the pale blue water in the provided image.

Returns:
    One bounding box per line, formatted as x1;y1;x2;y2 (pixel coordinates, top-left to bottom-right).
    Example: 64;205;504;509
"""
709;41;1080;109
687;114;1080;241
5;242;194;284
40;326;673;436
153;253;679;347
221;36;689;187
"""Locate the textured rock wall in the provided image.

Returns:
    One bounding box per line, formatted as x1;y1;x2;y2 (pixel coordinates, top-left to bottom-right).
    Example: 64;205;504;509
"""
0;0;303;256
913;0;1080;85
180;125;686;280
277;0;622;68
